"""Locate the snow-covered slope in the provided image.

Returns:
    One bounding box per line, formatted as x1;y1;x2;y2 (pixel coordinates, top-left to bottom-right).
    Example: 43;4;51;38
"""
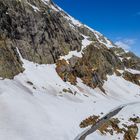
0;51;140;140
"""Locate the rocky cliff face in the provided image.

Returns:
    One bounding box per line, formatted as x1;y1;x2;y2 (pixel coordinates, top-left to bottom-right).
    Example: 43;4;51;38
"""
0;38;24;78
0;0;140;89
0;0;85;78
0;0;83;69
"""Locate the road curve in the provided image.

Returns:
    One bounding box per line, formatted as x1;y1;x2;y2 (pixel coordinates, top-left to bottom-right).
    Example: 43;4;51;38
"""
74;101;140;140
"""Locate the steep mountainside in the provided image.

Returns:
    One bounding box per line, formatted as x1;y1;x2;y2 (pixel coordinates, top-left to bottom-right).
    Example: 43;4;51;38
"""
0;0;139;85
0;0;140;140
0;0;125;79
0;0;82;76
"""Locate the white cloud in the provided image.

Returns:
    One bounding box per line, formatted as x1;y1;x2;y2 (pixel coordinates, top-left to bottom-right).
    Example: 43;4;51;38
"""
115;41;130;50
123;39;136;45
115;38;136;50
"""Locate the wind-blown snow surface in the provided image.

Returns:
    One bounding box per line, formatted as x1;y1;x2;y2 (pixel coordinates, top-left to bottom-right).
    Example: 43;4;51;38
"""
0;54;140;140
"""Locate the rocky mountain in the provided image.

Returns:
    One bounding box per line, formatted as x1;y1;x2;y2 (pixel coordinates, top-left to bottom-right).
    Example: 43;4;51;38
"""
1;0;139;87
0;0;82;77
0;0;140;140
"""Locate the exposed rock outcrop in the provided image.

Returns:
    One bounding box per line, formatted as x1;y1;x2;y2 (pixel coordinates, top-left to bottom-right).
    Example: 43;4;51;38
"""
80;115;100;128
111;47;140;70
56;59;77;85
123;71;140;86
124;124;138;140
82;43;124;79
0;38;23;78
56;43;124;91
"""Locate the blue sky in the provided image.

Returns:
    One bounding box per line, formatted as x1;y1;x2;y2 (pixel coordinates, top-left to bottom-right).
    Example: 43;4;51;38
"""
53;0;140;56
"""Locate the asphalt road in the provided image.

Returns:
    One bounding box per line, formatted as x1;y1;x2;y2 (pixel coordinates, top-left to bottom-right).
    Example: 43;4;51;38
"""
74;102;140;140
